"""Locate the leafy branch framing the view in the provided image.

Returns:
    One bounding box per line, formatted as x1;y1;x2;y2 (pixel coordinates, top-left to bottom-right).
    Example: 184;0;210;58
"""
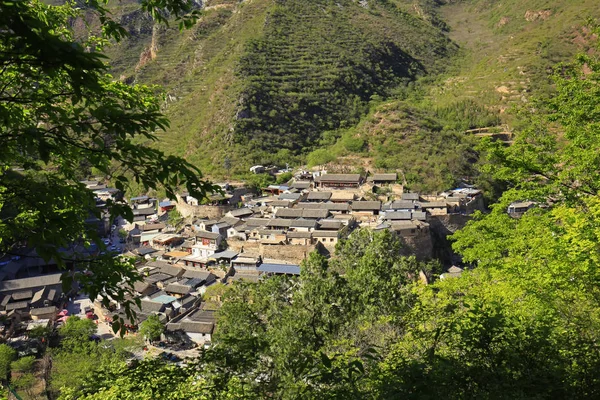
0;0;213;332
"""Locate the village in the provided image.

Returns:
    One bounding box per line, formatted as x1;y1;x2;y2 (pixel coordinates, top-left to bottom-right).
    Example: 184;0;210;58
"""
0;169;487;359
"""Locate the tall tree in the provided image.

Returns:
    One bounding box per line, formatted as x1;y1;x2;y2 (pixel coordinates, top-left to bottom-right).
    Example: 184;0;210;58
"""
0;0;215;329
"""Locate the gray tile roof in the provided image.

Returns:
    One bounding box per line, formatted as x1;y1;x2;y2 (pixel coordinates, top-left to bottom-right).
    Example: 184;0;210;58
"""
315;174;361;183
0;273;62;292
290;219;318;228
401;192;420;201
287;231;313;239
351;201;381;211
228;208;253;217
275;209;303;218
312;230;340;237
318;220;343;230
30;306;57;316
266;219;292;228
307;192;332;201
372;173;397;181
195;231;221;240
164;283;192;295
383;211;412;220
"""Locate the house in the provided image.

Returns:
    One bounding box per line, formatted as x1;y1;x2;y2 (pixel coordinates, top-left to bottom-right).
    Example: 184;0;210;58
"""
278;193;304;203
411;211;427;221
30;306;57;321
194;219;218;232
274;209;303;219
226;208;253;219
289;219;318;232
132;207;157;222
250;165;266;174
401;192;420;201
208;250;239;266
351;201;381;217
295;202;350;214
440;265;464;280
419;201;448;216
192;231;222;259
330;191;356;203
94;187;122;201
227;224;248;240
164;282;193;297
388;220;430;237
81;180;106;191
312;230;341;246
144;261;185;278
151;234;184;250
133;281;157;297
287;231;313;245
269;200;292;209
383;200;417;211
318;220;343;231
370;173;398;185
0;273;63;297
290;181;311;191
257;230;287;244
306;191;332;202
166;307;215;344
314;174;362;189
231;255;261;271
257;263;301;276
159;200;175;212
507;201;537;216
265;219;292;230
382;211;412;221
264;185;289;196
211;222;231;237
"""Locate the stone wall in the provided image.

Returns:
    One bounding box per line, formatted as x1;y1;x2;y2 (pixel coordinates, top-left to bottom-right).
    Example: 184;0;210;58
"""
175;195;233;220
226;239;316;264
400;233;433;261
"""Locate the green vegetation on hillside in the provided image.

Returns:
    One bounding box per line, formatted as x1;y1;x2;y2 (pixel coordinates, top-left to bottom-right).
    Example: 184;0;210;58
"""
233;0;453;156
106;0;454;174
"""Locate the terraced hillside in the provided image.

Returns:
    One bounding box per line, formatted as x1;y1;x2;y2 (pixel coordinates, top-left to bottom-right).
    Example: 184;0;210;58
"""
233;0;452;153
103;0;454;174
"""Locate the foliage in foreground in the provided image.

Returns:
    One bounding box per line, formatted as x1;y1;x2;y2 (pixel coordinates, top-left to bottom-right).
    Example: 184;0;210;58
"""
0;0;217;331
51;55;600;399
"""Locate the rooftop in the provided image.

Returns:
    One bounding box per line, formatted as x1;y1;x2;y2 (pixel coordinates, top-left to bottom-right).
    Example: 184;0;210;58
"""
315;174;361;183
258;263;301;275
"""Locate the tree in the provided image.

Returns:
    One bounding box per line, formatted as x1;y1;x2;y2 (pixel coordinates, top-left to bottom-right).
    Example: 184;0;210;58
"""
275;171;293;184
59;316;97;342
139;315;164;343
118;228;128;240
10;356;35;374
307;148;335;167
245;173;274;192
167;209;184;228
0;0;217;331
0;344;16;382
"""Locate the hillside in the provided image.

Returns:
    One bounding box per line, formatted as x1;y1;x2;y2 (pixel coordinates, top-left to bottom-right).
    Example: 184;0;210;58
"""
104;0;455;175
101;0;600;185
319;0;600;192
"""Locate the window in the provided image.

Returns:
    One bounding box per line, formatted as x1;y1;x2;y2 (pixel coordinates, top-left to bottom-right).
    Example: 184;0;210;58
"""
329;238;334;242
411;229;415;234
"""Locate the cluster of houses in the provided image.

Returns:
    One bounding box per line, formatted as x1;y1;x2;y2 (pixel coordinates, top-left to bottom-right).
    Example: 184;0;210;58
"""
0;172;484;347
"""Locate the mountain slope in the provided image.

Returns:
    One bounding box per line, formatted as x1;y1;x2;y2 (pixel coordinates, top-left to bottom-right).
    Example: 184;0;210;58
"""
105;0;455;174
